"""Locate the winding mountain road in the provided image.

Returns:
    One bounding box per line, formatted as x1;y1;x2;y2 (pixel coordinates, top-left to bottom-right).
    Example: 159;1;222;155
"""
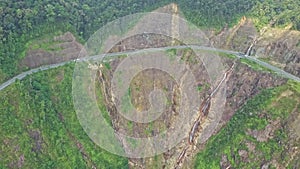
0;45;299;91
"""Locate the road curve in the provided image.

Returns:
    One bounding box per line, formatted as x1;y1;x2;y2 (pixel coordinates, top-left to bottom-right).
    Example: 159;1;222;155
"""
0;45;299;91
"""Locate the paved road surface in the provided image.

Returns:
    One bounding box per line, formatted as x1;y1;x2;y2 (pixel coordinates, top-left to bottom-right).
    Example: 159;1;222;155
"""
0;45;299;91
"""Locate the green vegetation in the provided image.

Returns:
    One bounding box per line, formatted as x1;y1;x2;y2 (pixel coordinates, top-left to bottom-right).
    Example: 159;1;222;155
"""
180;0;300;32
1;1;300;168
197;85;203;92
144;122;154;136
259;57;272;63
0;0;173;83
287;80;300;93
240;58;274;72
1;0;299;84
178;1;255;30
95;80;113;127
179;48;199;64
26;33;65;52
194;81;300;168
296;40;300;47
104;62;111;70
121;88;135;114
218;52;237;59
0;64;128;168
127;121;134;134
250;0;300;30
19;30;68;61
166;48;177;62
197;83;210;92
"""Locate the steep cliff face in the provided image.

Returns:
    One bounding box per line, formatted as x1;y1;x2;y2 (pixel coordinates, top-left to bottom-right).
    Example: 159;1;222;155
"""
221;58;286;123
209;17;300;77
253;29;300;77
95;32;286;168
209;17;257;54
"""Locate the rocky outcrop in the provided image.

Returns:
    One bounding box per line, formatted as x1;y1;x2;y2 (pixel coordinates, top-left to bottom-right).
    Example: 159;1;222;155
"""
250;26;300;77
254;34;300;77
210;17;300;78
221;58;286;123
209;17;257;54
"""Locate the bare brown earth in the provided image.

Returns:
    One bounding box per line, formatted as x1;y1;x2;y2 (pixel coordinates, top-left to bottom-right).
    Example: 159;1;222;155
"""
95;32;286;169
209;17;300;77
109;33;183;53
20;32;83;68
18;4;299;168
97;32;211;169
220;57;286;123
92;4;294;169
255;28;300;77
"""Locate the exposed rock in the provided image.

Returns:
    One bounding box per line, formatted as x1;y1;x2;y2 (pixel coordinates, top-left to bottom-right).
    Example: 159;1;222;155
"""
245;141;256;152
210;17;300;77
220;154;231;169
29;130;43;153
238;150;248;161
221;59;286;123
254;37;300;77
210;17;257;54
17;154;25;168
260;162;270;169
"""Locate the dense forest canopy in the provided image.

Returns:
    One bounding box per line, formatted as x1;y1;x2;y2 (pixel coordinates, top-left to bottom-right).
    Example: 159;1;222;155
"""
0;0;299;83
0;64;129;168
0;0;172;82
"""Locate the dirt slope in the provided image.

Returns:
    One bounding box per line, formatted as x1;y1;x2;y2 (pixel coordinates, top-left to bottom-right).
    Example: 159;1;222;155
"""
209;17;300;77
21;32;84;68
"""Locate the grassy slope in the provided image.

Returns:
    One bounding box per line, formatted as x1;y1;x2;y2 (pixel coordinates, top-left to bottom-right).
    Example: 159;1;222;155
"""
194;80;300;168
